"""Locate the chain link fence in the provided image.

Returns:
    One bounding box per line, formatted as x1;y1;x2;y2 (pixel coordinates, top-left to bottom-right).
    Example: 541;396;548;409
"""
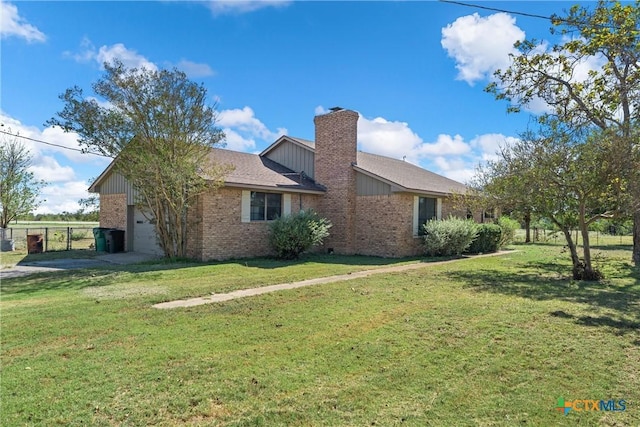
1;227;95;252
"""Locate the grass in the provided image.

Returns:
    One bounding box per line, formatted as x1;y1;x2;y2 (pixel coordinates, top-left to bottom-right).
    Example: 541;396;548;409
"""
1;243;639;426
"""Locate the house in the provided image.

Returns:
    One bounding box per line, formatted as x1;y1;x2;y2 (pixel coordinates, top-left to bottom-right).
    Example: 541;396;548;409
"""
89;108;477;259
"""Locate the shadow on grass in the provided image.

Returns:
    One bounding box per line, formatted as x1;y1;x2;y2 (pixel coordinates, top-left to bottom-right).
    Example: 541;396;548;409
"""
449;260;640;336
0;253;437;296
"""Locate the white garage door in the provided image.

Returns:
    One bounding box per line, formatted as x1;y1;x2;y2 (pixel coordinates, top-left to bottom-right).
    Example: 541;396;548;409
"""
132;208;164;256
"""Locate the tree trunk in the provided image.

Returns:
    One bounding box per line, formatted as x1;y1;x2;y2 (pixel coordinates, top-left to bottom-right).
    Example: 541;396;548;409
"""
524;212;531;243
633;211;640;266
560;227;581;279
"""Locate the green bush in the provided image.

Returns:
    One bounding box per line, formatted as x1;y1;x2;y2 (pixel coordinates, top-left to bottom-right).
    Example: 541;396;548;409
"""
422;217;478;257
497;216;519;248
269;210;332;260
467;223;502;254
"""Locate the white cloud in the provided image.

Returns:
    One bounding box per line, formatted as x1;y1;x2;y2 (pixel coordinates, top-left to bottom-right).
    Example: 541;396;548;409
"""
358;115;424;162
357;115;470;163
65;39;158;71
36;181;94;214
96;43;158;71
175;59;215;78
0;1;46;43
222;128;256;152
1;113;110;213
218;106;287;151
441;12;525;85
206;0;291;15
315;105;329;115
29;156;75;183
470;133;518;161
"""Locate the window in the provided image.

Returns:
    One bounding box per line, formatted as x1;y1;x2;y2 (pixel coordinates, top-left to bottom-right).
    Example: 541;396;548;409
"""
250;192;282;221
418;197;437;235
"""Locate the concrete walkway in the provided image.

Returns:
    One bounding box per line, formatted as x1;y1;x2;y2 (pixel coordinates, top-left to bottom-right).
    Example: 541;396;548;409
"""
153;251;512;309
1;252;159;279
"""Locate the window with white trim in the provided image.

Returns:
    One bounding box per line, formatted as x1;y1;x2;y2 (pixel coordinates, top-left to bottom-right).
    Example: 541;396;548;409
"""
413;196;441;236
250;192;282;221
417;197;437;235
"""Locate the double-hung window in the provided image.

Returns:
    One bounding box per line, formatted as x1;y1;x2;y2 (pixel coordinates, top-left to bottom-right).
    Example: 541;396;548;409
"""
413;196;441;236
417;197;437;235
250;192;282;221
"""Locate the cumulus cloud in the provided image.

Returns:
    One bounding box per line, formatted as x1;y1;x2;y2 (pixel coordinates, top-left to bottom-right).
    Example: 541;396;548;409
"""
357;115;470;163
441;12;525;85
175;59;215;78
206;0;291;15
0;1;46;43
470;133;519;161
96;43;158;71
354;112;523;185
218;106;287;151
1;113;110;214
37;181;95;214
65;38;158;71
29;156;76;183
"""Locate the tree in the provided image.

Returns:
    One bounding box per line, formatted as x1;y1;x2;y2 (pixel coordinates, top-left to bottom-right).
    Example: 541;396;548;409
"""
479;124;622;280
48;61;231;258
0;133;45;229
486;0;640;264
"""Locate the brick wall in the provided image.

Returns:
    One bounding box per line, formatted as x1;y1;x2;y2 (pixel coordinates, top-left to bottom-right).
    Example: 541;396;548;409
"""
192;188;321;261
100;193;127;230
355;193;423;257
314;109;359;254
99;193;128;251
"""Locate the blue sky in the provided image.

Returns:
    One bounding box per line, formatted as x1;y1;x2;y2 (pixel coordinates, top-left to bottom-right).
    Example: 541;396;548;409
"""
2;1;582;213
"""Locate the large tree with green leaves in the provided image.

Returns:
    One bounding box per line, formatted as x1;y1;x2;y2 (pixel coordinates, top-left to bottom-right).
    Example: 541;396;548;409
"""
486;0;640;264
0;133;45;229
48;61;230;258
479;124;623;280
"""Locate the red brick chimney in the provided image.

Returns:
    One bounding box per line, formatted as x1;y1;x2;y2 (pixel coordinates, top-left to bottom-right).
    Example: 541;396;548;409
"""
314;108;358;254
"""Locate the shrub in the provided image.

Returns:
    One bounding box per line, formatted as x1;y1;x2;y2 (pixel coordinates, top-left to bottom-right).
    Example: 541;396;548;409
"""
269;210;332;260
466;223;502;254
497;216;519;248
422;217;478;257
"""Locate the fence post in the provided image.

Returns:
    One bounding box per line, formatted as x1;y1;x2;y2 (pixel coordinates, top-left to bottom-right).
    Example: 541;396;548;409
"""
45;228;48;252
68;227;72;250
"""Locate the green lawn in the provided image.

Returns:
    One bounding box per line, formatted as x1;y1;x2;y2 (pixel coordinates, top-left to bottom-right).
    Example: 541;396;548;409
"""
1;243;638;426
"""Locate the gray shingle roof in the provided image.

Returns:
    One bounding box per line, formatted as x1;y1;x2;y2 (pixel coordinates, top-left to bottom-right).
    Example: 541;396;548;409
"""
355;151;468;195
208;148;324;193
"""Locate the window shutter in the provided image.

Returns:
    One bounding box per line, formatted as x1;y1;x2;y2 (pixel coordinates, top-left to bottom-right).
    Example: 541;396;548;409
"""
283;194;291;216
437;198;442;220
412;196;419;236
241;190;251;223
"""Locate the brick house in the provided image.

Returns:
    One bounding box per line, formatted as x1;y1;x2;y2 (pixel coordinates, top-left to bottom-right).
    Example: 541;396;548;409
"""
89;108;475;259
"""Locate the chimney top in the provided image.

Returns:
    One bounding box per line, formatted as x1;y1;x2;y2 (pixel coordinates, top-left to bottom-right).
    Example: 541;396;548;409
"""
329;106;344;112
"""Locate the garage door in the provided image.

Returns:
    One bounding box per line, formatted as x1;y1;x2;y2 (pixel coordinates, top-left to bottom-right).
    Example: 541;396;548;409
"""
132;208;164;256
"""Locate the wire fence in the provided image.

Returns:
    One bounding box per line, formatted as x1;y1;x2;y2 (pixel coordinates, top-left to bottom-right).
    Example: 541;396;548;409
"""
1;227;95;252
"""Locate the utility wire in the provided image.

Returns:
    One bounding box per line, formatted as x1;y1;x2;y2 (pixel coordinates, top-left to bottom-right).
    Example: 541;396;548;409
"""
439;0;629;30
439;0;553;21
0;129;113;158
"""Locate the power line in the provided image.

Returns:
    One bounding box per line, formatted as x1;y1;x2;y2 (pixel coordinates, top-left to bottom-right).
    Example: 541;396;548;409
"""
0;129;113;158
439;0;631;31
439;0;553;21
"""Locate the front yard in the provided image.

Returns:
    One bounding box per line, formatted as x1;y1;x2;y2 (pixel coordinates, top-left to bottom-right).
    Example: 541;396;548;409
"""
1;243;638;426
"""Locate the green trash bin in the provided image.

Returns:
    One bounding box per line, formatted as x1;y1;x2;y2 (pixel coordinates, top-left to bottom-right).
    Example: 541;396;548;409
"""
93;227;109;252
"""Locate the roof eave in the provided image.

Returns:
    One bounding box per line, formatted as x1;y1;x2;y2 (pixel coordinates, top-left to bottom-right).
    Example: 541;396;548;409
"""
223;181;325;194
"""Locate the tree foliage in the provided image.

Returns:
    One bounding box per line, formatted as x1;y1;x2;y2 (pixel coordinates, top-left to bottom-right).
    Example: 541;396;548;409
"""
48;61;230;258
486;0;640;264
479;124;621;279
0;133;45;229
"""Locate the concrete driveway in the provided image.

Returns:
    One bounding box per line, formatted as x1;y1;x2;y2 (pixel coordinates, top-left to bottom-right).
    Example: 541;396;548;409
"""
1;252;159;279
